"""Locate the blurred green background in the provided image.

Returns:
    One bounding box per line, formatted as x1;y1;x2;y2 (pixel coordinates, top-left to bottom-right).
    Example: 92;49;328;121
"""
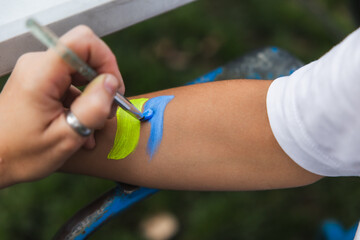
1;0;360;239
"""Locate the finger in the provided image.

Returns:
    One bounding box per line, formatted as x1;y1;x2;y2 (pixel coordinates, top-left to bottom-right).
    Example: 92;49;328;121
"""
59;25;124;94
109;102;118;119
70;72;89;87
20;25;124;102
46;73;118;156
83;133;96;150
70;73;119;130
62;85;117;119
62;85;82;108
11;52;71;100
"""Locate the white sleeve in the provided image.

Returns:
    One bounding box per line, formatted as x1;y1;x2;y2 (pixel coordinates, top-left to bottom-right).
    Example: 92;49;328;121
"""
266;28;360;177
355;222;360;240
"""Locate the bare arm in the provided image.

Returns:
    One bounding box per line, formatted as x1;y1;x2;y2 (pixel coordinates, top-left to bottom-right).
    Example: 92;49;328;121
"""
60;80;322;191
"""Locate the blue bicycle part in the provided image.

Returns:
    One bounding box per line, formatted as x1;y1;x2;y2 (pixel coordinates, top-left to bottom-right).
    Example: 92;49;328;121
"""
53;46;304;239
320;220;358;240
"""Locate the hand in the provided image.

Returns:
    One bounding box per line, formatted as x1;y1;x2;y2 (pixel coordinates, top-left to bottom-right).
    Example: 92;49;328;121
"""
0;25;124;188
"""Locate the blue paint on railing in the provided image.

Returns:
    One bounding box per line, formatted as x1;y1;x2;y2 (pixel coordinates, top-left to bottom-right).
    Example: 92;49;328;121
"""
321;220;358;240
270;46;279;53
247;72;262;79
74;187;158;240
186;67;223;85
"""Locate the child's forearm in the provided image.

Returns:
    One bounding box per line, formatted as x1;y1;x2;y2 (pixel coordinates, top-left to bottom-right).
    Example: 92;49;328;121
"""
60;80;321;191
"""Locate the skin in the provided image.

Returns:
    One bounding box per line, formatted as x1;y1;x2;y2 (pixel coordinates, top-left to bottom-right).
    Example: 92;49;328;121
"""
0;25;123;189
0;24;321;191
61;80;322;191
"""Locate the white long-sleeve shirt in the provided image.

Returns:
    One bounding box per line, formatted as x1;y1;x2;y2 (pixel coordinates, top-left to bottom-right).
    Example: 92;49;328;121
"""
267;28;360;177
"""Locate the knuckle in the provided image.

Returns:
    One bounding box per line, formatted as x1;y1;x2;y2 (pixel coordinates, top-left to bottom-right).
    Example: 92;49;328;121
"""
62;25;96;55
21;80;37;93
14;53;46;92
106;53;117;64
59;135;82;153
74;25;94;38
16;52;38;66
16;54;28;66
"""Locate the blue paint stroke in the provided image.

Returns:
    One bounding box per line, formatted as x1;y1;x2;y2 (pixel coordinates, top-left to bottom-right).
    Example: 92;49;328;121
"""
74;186;158;240
143;95;174;160
142;108;154;121
186;67;223;85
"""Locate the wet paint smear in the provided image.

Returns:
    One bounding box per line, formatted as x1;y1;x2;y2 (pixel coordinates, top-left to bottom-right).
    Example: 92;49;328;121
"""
108;98;149;160
141;95;174;160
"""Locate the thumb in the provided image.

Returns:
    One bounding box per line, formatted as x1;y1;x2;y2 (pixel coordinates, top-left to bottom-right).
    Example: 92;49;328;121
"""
70;73;119;130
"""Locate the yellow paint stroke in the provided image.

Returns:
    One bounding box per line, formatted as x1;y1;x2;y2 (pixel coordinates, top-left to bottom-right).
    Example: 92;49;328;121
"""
108;98;149;159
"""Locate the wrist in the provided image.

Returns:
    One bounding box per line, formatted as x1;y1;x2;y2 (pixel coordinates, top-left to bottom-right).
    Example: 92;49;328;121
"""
0;154;17;189
0;157;9;189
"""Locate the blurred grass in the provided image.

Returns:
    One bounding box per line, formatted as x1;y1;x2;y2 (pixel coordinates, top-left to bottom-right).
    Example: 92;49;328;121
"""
1;0;360;239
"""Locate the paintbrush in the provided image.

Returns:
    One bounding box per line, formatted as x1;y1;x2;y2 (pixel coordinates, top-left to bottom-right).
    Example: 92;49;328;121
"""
26;18;144;120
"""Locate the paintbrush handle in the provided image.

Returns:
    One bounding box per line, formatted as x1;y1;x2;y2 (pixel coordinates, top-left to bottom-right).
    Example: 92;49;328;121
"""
26;18;143;120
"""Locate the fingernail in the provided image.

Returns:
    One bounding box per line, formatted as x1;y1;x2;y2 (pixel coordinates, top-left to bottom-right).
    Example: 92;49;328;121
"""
104;74;118;95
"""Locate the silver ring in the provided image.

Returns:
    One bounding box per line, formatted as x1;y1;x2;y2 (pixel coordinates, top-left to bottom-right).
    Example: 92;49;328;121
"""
66;111;92;137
